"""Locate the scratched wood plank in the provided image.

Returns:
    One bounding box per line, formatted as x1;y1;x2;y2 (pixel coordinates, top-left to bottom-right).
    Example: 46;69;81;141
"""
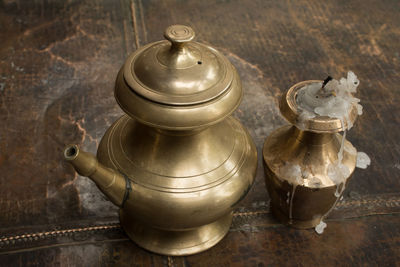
183;215;400;267
0;0;137;229
0;0;399;266
1;214;399;266
1;193;399;257
0;0;164;265
0;240;167;267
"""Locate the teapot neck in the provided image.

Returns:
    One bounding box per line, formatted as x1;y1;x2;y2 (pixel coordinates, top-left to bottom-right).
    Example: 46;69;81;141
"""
153;125;208;136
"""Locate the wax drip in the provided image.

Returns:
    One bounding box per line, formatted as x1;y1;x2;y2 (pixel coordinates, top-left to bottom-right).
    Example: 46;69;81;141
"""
333;118;348;198
288;185;297;225
277;163;303;225
295;71;371;234
356;152;371;169
315;220;327;234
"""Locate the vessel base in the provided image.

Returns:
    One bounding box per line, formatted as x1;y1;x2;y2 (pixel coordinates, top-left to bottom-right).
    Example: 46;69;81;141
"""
120;211;233;256
271;204;323;229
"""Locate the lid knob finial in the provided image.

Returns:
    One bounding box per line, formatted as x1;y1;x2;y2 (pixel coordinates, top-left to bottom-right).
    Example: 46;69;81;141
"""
164;25;195;51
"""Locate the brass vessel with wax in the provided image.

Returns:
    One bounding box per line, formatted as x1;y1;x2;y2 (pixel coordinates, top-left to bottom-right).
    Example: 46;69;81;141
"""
263;75;364;231
63;25;257;255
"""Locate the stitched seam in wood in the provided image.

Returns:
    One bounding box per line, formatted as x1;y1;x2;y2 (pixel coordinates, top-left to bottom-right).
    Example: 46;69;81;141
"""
1;197;399;246
167;256;174;267
0;224;120;244
233;210;269;217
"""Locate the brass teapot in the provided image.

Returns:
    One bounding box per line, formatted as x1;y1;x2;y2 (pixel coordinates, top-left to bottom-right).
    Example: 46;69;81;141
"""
64;25;257;255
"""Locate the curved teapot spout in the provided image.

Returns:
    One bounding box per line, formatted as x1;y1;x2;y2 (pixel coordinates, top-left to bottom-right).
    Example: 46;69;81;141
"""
63;145;130;207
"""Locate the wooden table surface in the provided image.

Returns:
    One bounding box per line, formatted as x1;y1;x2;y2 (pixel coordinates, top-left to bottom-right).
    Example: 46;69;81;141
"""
1;0;399;266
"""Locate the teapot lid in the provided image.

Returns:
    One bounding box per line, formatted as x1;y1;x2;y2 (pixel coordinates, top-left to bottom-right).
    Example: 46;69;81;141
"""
115;25;242;130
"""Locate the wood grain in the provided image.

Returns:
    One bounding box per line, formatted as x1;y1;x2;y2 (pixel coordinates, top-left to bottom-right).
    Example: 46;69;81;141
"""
0;0;399;266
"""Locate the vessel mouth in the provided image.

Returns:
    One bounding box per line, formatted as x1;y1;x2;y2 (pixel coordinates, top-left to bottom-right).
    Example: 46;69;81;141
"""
64;145;79;160
280;80;358;133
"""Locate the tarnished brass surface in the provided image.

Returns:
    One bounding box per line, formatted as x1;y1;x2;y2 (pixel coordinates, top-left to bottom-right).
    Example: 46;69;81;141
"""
263;80;357;229
64;25;257;255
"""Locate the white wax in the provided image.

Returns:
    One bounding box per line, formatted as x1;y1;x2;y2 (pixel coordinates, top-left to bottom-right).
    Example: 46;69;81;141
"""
356;152;371;169
296;71;363;131
315;220;327;234
279;163;303;185
295;71;370;196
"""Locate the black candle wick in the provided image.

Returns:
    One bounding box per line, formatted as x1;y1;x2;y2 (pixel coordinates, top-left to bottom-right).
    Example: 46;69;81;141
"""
317;76;335;98
322;76;333;89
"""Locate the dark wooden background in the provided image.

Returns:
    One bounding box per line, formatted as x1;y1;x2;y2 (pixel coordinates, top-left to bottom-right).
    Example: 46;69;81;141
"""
0;0;399;266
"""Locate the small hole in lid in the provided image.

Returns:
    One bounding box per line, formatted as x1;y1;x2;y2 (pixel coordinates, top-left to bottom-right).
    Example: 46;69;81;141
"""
197;61;202;65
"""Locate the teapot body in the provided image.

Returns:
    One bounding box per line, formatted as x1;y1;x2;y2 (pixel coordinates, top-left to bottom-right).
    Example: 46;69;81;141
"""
97;114;257;255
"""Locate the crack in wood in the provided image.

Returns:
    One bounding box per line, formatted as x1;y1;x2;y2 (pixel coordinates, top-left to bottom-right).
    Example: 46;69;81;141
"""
130;0;140;49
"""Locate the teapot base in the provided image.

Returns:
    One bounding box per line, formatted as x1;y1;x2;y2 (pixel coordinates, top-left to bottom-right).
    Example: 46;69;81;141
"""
120;211;232;256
